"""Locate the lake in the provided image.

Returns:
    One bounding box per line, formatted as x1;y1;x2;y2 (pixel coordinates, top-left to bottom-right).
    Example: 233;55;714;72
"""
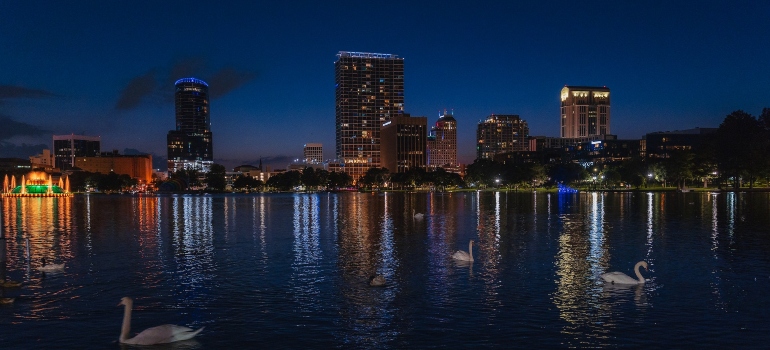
1;191;769;348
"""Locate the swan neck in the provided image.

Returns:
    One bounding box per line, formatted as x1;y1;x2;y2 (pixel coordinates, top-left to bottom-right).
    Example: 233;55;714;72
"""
634;262;645;283
468;241;474;261
120;302;132;342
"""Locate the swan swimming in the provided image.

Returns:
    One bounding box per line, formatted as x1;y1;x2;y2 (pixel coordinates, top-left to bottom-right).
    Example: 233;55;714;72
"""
452;240;474;262
601;261;648;285
369;275;386;287
39;258;65;272
118;297;204;345
412;209;424;220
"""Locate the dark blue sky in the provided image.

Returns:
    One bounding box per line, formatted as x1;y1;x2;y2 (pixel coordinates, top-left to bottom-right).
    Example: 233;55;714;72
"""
1;1;768;169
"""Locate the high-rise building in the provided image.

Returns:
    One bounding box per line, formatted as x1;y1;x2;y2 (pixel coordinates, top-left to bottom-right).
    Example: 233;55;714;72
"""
335;51;404;181
476;114;529;160
380;114;427;173
53;134;101;170
560;86;610;138
167;77;213;173
427;110;458;171
304;143;323;163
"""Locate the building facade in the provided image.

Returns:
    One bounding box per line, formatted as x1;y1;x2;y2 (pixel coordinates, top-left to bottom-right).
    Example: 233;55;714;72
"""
380;115;427;173
335;51;405;181
303;143;323;163
53;134;101;170
167;77;213;174
476;114;529;160
427;110;458;171
75;152;153;184
30;149;55;172
560;86;610;138
644;128;716;159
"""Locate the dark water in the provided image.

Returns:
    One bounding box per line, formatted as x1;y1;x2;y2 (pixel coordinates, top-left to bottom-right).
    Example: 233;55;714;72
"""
1;191;769;348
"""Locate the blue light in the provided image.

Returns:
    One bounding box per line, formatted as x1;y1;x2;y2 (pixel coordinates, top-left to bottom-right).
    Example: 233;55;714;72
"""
175;77;209;87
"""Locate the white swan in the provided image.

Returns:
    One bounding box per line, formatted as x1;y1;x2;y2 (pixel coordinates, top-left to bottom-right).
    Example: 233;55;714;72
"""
412;209;424;220
118;297;204;345
452;240;474;262
601;261;648;285
39;258;65;272
369;275;386;287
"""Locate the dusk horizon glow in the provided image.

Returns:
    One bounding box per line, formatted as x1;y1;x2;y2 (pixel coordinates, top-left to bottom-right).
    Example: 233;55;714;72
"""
2;1;768;170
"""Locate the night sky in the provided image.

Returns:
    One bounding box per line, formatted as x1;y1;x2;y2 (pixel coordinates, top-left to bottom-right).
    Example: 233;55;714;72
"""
2;1;768;170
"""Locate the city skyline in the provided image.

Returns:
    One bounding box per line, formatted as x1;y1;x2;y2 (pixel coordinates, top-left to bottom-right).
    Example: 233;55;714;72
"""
1;2;769;170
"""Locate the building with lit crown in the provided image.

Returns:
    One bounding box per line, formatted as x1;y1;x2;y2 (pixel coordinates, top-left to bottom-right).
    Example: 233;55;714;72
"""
560;86;610;138
335;51;404;181
53;134;101;171
476;114;529;160
167;77;213;174
380;114;427;173
427;110;458;171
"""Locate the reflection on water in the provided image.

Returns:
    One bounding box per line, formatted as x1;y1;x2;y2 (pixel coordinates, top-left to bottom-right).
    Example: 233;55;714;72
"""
2;192;770;348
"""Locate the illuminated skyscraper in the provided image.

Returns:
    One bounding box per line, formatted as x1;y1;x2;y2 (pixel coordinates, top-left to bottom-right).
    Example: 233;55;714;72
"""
476;114;529;160
335;51;404;181
427;110;458;171
560;86;610;138
167;77;213;173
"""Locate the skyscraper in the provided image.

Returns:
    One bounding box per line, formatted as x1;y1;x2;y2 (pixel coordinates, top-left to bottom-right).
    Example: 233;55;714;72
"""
476;114;529;160
167;77;213;173
335;51;404;181
53;134;101;170
427;110;458;171
560;86;610;138
380;114;427;173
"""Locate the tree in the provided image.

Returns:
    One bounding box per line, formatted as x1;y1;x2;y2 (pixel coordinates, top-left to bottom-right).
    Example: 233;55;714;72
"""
662;150;694;189
713;110;767;188
266;171;302;191
328;171;353;189
232;175;263;192
546;162;587;187
171;168;201;190
464;158;502;188
205;164;227;191
359;167;390;189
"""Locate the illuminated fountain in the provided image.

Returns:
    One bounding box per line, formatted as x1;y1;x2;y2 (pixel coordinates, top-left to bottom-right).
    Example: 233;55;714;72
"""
1;171;72;197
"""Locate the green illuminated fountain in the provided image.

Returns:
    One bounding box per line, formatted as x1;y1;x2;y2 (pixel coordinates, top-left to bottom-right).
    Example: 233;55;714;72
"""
1;171;72;197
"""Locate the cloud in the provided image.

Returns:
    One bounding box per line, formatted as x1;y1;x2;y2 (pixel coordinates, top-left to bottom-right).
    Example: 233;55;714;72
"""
114;70;157;110
0;85;58;102
208;67;258;99
114;58;258;110
0;141;48;159
0;115;50;141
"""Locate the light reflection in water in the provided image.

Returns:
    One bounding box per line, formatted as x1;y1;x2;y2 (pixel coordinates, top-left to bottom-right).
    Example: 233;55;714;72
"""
2;197;74;275
170;196;216;298
646;192;654;257
291;194;323;315
553;192;616;346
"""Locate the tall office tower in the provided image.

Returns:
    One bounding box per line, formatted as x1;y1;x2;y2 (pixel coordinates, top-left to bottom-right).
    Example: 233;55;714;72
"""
427;110;458;170
52;134;101;170
335;51;404;181
380;114;427;173
560;86;610;138
476;114;529;160
304;143;323;163
167;77;213;173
